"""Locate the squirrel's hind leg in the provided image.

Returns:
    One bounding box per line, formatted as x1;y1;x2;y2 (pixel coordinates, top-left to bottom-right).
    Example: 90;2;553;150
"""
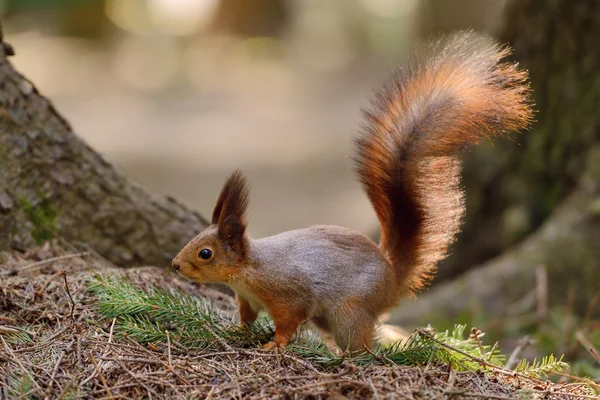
331;306;376;352
333;321;375;352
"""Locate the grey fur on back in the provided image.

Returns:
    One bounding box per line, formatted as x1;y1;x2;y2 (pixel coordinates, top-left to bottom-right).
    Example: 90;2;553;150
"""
231;225;398;330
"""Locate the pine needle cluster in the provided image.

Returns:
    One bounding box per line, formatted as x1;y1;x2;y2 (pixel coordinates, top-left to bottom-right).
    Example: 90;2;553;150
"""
515;354;568;379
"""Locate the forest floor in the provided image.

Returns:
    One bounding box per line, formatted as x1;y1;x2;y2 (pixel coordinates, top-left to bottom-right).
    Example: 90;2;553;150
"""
0;242;596;399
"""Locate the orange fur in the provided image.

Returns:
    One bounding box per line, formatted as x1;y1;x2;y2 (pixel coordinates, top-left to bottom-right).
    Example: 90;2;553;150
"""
354;32;533;294
265;305;308;349
237;295;258;325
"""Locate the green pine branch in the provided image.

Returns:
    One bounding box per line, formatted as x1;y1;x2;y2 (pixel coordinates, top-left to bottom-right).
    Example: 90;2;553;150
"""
515;354;568;379
435;324;506;366
87;273;274;349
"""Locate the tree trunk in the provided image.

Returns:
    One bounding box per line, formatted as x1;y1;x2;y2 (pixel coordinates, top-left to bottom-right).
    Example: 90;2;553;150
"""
436;0;600;281
0;36;208;267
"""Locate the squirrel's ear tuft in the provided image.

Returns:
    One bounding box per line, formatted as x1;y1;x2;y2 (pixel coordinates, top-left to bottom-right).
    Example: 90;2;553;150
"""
212;170;249;238
211;189;226;225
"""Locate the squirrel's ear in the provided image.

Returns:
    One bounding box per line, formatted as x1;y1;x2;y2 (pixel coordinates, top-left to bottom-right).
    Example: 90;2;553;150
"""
215;170;249;238
219;214;246;239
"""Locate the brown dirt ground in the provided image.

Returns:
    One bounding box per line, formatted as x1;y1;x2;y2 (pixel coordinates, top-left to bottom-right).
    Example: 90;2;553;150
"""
0;242;597;399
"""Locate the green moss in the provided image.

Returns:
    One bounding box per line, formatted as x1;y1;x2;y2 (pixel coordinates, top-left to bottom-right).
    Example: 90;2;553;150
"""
20;197;57;244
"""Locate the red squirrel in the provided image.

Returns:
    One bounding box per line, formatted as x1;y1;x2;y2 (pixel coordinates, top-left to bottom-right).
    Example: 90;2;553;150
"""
172;32;533;351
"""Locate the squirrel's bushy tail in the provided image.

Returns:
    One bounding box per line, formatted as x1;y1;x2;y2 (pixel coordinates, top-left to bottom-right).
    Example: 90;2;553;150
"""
354;32;533;295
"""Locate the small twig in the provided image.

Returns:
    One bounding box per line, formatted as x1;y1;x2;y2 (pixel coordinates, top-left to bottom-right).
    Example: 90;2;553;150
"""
103;317;117;357
565;291;600;359
54;377;74;400
367;378;381;400
574;330;600;367
61;270;76;321
363;345;393;365
1;379;8;400
505;336;534;370
264;365;357;390
80;369;99;386
274;345;281;369
277;351;322;374
415;329;513;377
591;348;600;364
113;357;160;398
552;371;600;391
443;389;511;399
446;363;457;387
199;321;234;351
193;351;240;359
76;335;83;366
16;252;90;274
487;341;499;362
333;363;358;377
108;318;117;344
290;378;369;393
533;391;600;400
90;351;113;398
166;330;173;369
469;327;487;360
99;357;163;366
49;351;65;390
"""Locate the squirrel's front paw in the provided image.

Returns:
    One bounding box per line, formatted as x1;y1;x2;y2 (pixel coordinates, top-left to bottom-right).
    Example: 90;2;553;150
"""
263;341;285;351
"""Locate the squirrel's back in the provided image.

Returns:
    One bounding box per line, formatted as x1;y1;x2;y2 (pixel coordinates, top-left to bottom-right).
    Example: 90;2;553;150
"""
245;225;399;322
355;32;533;295
252;225;395;296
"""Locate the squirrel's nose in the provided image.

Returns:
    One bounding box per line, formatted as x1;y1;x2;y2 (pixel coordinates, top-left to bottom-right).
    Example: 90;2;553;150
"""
172;258;180;271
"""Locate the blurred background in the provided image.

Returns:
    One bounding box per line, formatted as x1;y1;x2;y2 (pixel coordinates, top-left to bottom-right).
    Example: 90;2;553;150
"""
3;0;600;378
2;0;508;238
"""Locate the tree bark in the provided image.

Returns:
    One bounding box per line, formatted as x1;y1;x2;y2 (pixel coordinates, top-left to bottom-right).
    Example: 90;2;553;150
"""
0;38;208;267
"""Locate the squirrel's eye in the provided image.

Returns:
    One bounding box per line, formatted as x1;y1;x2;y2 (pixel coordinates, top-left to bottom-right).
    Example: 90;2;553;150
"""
199;249;212;260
